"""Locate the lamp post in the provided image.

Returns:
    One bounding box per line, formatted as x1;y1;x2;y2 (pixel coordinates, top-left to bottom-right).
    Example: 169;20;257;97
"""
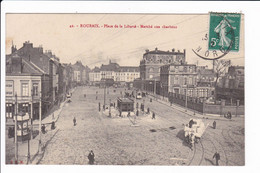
104;85;106;110
109;99;111;117
14;93;18;164
185;85;188;112
38;91;42;153
154;79;156;100
143;98;145;116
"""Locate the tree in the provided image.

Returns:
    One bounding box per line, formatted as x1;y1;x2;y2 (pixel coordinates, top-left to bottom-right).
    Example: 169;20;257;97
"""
213;59;231;101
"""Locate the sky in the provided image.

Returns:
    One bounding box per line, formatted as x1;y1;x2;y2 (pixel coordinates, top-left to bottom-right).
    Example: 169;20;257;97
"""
5;13;244;69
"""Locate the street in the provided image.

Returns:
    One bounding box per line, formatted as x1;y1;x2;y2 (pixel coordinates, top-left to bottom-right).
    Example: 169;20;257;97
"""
38;86;244;165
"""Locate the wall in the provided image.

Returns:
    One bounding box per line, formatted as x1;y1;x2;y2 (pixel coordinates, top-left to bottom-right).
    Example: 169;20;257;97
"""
168;92;244;116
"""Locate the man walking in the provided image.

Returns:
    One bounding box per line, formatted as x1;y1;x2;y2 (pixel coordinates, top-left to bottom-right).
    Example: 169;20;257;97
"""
213;121;216;129
213;152;220;166
152;112;156;119
147;107;150;114
88;150;95;165
73;117;76;126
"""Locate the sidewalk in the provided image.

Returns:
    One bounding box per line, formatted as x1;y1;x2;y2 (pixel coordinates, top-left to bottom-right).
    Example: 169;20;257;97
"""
146;93;239;121
6;88;76;164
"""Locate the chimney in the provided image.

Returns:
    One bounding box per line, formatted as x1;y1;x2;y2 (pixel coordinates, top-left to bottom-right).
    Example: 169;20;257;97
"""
38;45;43;54
178;50;180;53
155;47;158;51
145;49;149;53
23;41;33;49
183;49;186;57
172;48;175;52
11;54;22;73
11;44;17;54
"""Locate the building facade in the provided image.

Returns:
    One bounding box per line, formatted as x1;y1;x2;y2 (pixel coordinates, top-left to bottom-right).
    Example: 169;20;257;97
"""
140;48;186;80
6;53;43;120
89;67;101;85
89;61;140;85
160;63;197;96
71;61;87;85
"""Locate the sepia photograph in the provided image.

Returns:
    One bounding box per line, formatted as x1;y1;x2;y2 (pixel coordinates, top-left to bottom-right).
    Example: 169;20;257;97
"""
4;12;245;166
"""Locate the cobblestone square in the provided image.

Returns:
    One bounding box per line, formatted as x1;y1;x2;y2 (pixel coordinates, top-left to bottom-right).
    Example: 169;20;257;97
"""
36;86;244;165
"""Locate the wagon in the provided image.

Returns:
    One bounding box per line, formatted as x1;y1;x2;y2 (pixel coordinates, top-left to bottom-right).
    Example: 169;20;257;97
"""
184;119;208;142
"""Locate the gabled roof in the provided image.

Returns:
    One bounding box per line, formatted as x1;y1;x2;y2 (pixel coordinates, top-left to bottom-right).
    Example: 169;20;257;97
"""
91;66;100;72
6;54;44;76
15;44;51;74
72;61;86;71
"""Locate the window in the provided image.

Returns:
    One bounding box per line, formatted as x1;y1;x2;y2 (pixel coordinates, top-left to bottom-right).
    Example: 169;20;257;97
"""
189;77;193;85
21;83;29;96
33;83;39;96
184;77;187;85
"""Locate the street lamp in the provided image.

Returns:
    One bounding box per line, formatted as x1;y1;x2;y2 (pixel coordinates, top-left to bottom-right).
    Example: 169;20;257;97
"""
185;85;188;112
14;93;18;164
109;99;111;117
38;91;42;153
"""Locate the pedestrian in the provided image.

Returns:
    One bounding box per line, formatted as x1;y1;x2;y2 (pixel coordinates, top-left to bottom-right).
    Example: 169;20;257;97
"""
189;119;194;128
73;117;76;126
127;111;130;117
98;102;101;112
227;111;232;119
136;110;139;116
88;150;95;165
147;107;150;114
213;152;220;166
113;102;115;108
152;112;155;119
213;121;216;129
51;121;55;130
41;124;46;134
52;113;54;120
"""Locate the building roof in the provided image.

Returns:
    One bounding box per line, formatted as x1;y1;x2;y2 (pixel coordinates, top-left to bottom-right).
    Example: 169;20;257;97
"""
198;69;215;75
13;41;51;74
144;48;185;56
91;66;101;72
100;62;120;71
6;53;44;76
117;97;134;103
71;61;86;71
119;66;140;72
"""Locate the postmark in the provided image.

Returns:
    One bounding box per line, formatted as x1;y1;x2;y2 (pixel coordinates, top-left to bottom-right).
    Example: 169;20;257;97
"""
192;12;241;60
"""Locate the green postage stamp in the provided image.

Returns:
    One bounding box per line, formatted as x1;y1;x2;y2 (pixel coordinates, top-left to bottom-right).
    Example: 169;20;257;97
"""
208;12;241;52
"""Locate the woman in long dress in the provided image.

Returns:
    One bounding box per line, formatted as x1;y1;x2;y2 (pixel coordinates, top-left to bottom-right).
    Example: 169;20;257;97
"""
214;16;233;48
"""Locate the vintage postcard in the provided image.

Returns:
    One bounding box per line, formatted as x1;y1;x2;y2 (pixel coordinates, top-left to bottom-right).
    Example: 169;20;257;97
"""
4;12;245;167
